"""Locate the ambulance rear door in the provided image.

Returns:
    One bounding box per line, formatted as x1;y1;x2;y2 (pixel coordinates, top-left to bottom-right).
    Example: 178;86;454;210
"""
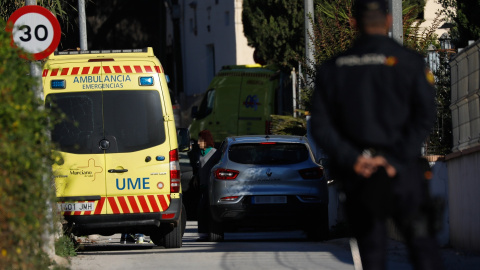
101;61;173;215
45;61;107;215
237;69;275;135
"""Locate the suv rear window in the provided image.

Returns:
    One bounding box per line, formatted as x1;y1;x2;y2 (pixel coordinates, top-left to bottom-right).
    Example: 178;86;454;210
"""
228;143;309;165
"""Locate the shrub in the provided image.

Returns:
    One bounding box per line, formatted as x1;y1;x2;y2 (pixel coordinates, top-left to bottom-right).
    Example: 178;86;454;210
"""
0;19;57;269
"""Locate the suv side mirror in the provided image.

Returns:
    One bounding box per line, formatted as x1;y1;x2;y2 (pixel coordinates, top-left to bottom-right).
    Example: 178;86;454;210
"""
177;128;191;152
191;106;198;118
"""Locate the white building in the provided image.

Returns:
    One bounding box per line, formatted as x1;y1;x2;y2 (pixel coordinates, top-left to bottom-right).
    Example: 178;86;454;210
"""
419;0;449;37
166;0;255;98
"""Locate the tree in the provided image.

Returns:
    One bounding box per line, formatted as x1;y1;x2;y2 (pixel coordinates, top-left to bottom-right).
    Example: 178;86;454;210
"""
0;0;75;23
426;50;453;155
243;0;449;154
438;0;480;48
243;0;311;71
0;18;57;269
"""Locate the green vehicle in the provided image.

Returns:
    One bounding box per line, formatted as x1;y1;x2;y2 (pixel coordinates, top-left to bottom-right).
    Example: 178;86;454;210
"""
189;64;294;143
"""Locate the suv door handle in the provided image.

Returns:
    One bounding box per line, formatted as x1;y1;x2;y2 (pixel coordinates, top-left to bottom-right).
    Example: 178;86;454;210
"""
108;169;128;173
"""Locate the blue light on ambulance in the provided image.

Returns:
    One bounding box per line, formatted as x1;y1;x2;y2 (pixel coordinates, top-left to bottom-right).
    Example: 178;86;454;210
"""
51;80;66;89
139;76;154;86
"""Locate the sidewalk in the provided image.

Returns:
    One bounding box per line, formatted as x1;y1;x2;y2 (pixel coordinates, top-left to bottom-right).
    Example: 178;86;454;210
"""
328;237;480;270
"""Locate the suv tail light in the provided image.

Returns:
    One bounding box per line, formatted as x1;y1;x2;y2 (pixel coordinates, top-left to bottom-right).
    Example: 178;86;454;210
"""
215;168;239;180
220;196;239;201
169;149;181;193
299;167;323;179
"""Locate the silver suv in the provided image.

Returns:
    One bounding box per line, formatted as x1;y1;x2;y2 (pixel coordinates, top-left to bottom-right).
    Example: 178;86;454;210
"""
205;135;329;241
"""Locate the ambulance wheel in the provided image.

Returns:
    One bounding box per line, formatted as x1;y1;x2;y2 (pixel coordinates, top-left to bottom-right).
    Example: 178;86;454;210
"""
163;224;182;248
163;208;184;248
208;218;224;242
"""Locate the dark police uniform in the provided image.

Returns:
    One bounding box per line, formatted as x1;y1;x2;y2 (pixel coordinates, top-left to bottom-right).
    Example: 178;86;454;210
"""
310;32;444;269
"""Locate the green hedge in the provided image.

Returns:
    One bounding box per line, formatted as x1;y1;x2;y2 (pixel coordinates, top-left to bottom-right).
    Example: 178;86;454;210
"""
0;19;57;269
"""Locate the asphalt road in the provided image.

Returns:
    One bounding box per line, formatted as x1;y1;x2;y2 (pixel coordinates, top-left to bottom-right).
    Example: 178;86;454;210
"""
67;221;479;270
70;221;354;270
68;154;480;270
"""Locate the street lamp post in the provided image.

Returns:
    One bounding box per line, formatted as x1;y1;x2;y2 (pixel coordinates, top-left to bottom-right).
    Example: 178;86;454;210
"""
439;33;452;50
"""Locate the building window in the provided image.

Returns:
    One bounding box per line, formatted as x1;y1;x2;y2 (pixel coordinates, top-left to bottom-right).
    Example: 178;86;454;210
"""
206;44;216;84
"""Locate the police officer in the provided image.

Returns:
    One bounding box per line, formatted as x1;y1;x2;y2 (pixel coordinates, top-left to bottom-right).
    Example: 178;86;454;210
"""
310;0;444;269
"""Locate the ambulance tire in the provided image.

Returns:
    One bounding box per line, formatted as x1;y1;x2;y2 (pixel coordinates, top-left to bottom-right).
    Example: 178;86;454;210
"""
163;209;184;248
162;224;182;248
208;218;224;242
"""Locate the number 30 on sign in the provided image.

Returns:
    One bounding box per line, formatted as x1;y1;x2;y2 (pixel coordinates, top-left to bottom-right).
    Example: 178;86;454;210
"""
6;5;61;60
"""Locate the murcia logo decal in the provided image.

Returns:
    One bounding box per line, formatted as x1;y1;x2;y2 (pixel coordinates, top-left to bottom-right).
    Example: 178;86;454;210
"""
71;158;103;181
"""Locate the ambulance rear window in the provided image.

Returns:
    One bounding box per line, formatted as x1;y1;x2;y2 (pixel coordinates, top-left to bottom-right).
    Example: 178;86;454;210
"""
46;90;165;154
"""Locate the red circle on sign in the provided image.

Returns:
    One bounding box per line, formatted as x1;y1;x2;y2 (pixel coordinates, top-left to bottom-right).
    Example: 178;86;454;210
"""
6;5;61;60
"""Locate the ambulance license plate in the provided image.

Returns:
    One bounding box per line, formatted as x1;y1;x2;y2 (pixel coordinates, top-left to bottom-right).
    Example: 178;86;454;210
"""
58;202;94;212
252;196;287;204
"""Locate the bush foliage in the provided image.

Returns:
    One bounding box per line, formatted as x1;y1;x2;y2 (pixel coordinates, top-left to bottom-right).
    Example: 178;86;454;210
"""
0;19;57;269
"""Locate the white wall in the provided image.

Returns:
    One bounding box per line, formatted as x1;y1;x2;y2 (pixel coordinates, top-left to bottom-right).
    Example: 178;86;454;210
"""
176;0;254;96
419;0;448;37
447;39;480;253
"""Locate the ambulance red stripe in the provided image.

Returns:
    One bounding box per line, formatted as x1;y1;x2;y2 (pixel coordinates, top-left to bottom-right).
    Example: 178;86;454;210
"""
113;66;122;73
94;197;105;215
71;67;80;75
138;195;150;212
61;196;169;215
117;196;130;213
128;196;140;213
144;66;153;73
92;66;101;74
124;66;133;73
108;197;120;214
103;66;112;74
48;65;163;75
158;195;168;211
147;195;160;212
134;65;142;73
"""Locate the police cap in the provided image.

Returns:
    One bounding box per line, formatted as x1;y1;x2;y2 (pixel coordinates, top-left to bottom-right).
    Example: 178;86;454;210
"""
353;0;388;19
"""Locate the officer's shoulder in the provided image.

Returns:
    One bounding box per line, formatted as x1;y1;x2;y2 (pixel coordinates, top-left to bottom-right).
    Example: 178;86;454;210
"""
317;50;349;69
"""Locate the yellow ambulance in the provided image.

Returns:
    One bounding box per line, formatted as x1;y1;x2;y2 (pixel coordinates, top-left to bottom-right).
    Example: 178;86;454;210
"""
43;48;189;248
189;64;293;143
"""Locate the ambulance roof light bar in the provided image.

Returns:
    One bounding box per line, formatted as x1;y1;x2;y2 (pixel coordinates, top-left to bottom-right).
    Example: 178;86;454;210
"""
55;48;148;55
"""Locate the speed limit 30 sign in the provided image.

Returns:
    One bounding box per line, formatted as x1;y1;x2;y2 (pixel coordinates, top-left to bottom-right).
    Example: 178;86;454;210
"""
6;5;61;60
